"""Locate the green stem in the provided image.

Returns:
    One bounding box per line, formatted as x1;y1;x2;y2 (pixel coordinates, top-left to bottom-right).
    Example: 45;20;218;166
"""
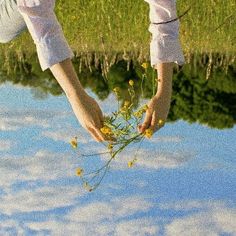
81;151;111;157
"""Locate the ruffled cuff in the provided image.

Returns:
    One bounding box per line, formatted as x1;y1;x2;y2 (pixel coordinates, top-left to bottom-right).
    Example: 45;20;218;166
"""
35;33;74;71
16;0;55;12
150;35;185;67
145;0;185;67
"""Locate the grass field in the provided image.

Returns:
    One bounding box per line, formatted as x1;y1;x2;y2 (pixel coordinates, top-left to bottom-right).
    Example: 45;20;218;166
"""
0;0;235;65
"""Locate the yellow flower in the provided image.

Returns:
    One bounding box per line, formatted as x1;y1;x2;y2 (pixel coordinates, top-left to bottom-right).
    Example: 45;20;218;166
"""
129;80;134;86
113;87;120;93
133;104;148;118
124;100;130;107
141;62;148;69
134;111;143;118
120;107;127;113
144;128;154;139
70;137;78;149
120;100;131;113
158;119;164;126
142;104;149;111
128;161;134;168
76;168;84;177
100;126;113;135
108;143;113;150
128;158;137;168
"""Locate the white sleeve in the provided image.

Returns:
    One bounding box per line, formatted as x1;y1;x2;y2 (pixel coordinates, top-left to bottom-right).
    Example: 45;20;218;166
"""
16;0;74;71
145;0;185;67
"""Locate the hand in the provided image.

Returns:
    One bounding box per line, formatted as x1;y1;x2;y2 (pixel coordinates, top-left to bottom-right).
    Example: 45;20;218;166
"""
49;58;115;142
138;91;171;134
69;94;113;142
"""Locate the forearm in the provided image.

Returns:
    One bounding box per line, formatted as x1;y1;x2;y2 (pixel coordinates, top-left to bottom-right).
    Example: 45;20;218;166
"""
155;62;174;96
50;58;88;102
17;0;74;71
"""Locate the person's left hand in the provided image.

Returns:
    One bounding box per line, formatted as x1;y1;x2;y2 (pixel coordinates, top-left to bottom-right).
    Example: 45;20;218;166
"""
137;92;171;134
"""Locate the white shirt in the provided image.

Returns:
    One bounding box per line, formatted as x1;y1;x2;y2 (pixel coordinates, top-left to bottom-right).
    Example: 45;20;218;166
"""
16;0;74;71
145;0;185;66
16;0;184;71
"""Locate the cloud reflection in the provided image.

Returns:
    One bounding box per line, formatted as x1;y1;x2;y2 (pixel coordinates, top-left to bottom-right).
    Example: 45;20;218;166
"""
0;139;15;151
0;150;77;187
0;185;85;215
26;196;157;235
0;84;235;235
0;108;69;131
101;148;195;171
165;202;236;236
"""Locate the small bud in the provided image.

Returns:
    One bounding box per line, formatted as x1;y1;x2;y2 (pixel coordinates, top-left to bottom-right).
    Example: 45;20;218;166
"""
70;137;78;149
141;62;148;69
76;168;84;177
128;161;134;168
129;80;134;86
144;128;153;139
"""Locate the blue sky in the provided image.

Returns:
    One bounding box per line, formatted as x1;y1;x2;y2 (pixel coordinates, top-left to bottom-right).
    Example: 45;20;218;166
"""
0;82;235;235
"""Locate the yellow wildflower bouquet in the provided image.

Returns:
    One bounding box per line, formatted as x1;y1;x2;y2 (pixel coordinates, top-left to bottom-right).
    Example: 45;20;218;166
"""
70;64;161;192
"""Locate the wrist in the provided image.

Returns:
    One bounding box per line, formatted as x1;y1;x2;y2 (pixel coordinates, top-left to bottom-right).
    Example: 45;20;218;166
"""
155;62;174;95
156;81;172;95
65;86;88;102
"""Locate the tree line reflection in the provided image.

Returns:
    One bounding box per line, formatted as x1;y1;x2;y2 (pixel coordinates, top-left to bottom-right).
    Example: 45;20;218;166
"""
0;52;235;129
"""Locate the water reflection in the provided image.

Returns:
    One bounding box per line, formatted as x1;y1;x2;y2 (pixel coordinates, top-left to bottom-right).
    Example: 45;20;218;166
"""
0;56;236;234
1;53;236;129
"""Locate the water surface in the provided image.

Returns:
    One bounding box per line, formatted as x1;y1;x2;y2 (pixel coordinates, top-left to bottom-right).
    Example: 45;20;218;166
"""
0;68;235;234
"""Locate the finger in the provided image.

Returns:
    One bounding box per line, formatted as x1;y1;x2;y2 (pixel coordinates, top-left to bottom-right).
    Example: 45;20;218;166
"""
96;108;104;122
139;110;152;133
150;118;166;133
95;115;117;142
149;111;158;133
89;131;103;142
96;122;117;142
93;127;107;142
99;113;105;126
94;117;107;142
95;110;105;132
95;103;104;121
87;127;104;142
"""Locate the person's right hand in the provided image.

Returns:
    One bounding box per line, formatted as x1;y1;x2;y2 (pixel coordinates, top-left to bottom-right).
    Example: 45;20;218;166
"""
138;91;171;135
69;93;115;143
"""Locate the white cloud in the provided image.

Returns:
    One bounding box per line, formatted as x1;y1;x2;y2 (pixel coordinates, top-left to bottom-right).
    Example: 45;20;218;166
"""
104;148;194;170
0;185;85;215
159;200;227;212
26;220;87;235
0;220;25;235
27;195;157;235
0;139;15;151
115;218;159;236
67;196;153;222
41;127;90;144
28;218;159;236
135;151;192;169
0;149;78;187
202;162;227;171
164;201;236;236
0;108;69;131
153;135;183;143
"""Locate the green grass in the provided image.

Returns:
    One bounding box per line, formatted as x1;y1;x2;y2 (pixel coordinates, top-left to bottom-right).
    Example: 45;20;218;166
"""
0;0;235;63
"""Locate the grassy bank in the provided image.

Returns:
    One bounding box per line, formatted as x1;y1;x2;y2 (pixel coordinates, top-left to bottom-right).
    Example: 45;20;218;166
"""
0;0;235;64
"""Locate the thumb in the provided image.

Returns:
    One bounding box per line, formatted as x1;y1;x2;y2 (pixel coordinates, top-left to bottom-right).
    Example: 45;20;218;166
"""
139;111;152;133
